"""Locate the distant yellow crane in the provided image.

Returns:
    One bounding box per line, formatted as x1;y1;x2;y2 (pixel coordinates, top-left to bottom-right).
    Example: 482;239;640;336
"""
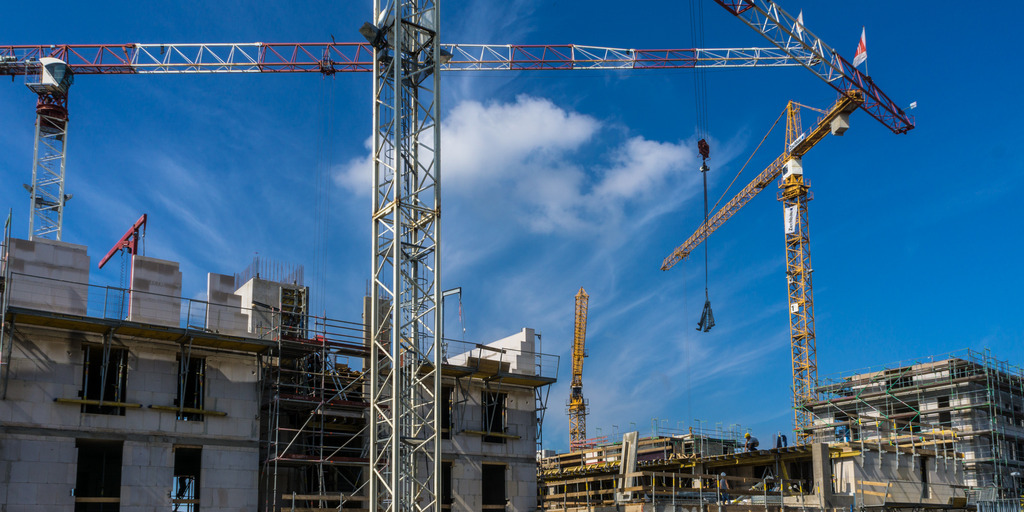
568;287;589;451
661;91;862;442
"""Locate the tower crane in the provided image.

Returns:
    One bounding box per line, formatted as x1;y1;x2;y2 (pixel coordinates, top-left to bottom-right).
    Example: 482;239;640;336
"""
568;287;589;452
661;92;860;442
0;41;804;242
660;0;913;443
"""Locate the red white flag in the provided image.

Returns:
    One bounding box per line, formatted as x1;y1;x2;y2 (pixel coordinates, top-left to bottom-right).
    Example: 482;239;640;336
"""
853;27;867;67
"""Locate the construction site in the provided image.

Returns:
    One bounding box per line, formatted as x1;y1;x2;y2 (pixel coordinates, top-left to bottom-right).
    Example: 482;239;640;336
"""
0;1;1021;512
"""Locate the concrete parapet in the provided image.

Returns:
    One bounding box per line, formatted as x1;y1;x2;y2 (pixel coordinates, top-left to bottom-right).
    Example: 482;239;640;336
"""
6;237;90;315
205;273;249;336
128;255;182;327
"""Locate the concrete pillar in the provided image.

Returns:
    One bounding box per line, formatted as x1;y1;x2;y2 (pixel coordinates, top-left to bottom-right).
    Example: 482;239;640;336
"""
811;442;834;509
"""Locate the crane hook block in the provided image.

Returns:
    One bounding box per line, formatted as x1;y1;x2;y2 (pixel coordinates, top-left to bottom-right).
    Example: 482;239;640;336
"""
697;138;710;161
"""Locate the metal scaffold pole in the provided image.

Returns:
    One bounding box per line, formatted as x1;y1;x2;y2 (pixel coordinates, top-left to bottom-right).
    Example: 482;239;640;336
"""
367;1;443;511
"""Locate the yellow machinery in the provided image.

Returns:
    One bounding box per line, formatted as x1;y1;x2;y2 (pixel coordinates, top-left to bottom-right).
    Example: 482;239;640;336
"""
661;91;862;442
568;287;589;451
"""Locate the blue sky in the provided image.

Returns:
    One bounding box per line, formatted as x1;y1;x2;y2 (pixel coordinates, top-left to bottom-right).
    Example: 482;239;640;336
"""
1;1;1022;453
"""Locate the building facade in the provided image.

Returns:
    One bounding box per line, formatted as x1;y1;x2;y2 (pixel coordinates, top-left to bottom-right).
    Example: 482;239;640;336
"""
807;351;1024;496
0;236;558;511
0;237;267;511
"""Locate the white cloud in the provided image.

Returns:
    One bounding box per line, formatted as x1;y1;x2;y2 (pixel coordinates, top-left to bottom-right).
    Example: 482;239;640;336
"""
336;94;702;236
595;136;695;201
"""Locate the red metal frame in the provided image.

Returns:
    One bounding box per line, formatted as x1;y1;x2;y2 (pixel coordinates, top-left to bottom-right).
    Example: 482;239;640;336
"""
98;213;147;269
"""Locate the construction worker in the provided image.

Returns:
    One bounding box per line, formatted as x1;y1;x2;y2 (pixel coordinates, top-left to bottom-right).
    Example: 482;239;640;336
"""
744;432;759;451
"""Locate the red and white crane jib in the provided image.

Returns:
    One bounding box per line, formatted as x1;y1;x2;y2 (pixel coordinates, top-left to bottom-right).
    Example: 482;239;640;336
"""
711;0;914;134
0;42;805;75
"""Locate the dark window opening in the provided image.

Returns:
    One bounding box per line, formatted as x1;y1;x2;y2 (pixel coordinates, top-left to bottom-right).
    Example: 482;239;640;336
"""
441;386;453;439
481;464;506;509
175;356;206;421
81;346;129;415
920;456;929;499
173;447;202;512
937;396;951;426
441;461;453;509
75;439;122;512
482;392;507;444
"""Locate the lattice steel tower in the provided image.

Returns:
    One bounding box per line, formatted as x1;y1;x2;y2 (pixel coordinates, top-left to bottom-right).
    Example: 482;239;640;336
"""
25;57;73;241
365;1;444;511
780;101;816;442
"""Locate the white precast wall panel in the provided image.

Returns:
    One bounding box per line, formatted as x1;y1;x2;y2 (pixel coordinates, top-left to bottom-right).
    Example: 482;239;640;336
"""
6;238;89;315
128;255;182;327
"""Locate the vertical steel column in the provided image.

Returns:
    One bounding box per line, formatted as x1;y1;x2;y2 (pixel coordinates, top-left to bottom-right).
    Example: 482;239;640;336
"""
28;94;70;241
369;1;442;512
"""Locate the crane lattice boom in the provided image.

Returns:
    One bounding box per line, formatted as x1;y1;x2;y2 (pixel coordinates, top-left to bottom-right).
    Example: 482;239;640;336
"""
661;92;861;271
0;43;804;75
711;0;914;134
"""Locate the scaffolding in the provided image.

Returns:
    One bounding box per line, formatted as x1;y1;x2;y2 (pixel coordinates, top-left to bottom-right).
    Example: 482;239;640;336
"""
258;312;371;512
0;211;12;399
807;349;1024;497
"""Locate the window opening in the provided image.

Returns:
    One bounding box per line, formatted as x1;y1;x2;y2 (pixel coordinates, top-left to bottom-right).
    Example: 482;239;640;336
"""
74;439;123;512
482;391;507;444
937;396;951;427
441;461;453;509
441;386;453;439
82;344;129;415
176;354;206;421
481;464;506;509
173;446;202;512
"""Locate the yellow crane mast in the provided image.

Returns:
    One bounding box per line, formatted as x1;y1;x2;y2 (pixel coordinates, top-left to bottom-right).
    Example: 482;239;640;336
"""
568;287;589;452
661;91;862;442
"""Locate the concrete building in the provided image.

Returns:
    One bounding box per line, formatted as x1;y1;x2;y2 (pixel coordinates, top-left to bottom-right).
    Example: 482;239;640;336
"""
0;237;558;511
538;436;966;512
0;237;268;511
441;328;556;511
806;351;1024;499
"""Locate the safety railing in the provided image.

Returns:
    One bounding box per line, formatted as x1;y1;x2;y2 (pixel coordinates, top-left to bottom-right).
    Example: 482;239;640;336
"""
443;336;559;381
2;272;363;346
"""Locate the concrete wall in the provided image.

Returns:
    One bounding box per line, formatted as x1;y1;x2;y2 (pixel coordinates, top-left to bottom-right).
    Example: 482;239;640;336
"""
128;255;182;327
206;272;249;337
448;328;538;376
202;446;260;511
0;434;77;511
235;277;287;339
6;237;89;316
121;441;173;512
0;324;260;511
832;449;963;507
444;376;538;511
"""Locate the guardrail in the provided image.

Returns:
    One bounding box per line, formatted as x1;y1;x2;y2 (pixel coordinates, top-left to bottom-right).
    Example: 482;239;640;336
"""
2;273;561;376
444;336;559;381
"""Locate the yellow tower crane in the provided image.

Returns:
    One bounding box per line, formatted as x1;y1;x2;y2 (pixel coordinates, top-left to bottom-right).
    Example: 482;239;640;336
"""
568;287;589;451
661;91;862;442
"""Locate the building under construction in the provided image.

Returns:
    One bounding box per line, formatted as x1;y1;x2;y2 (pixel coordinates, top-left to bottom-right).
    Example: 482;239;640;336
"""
538;426;968;512
536;351;1024;512
807;351;1024;497
0;235;557;511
